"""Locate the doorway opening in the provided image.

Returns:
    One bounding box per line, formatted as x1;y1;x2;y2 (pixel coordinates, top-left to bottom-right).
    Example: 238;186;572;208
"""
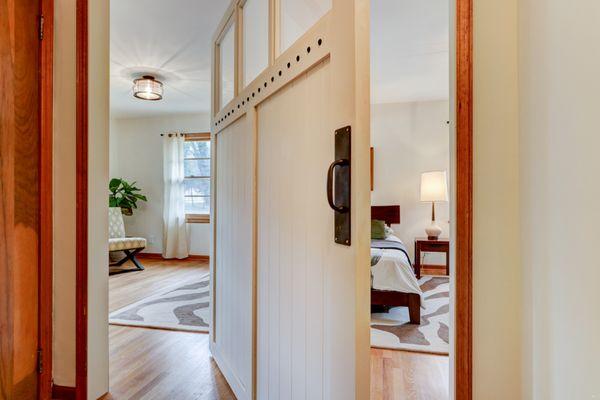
370;0;471;399
76;0;472;398
103;1;234;398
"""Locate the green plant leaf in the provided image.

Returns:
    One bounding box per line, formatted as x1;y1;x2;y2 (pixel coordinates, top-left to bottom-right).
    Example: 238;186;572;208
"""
108;178;147;216
109;178;122;192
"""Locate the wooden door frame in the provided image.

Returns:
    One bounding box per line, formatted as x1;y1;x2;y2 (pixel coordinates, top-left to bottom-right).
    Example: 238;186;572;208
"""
73;0;473;398
455;0;473;397
75;0;88;397
40;0;54;397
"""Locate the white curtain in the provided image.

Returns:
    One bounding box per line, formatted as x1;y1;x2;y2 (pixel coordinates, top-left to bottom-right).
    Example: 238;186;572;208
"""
162;133;189;259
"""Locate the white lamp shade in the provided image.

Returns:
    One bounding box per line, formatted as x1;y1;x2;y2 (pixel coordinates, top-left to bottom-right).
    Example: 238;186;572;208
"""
420;170;448;202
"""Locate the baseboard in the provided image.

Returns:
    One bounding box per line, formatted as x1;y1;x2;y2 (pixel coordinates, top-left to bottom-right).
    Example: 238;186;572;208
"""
138;253;209;262
52;385;76;400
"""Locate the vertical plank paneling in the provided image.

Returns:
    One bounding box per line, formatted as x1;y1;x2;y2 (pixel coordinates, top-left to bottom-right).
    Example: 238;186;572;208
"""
213;115;254;400
290;76;308;400
257;60;336;400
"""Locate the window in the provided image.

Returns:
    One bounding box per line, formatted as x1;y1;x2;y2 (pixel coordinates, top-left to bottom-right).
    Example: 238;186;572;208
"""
243;0;269;87
280;0;331;54
184;133;211;223
219;21;235;109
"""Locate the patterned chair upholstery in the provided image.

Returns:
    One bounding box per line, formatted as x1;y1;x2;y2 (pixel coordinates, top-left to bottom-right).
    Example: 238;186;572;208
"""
109;207;146;272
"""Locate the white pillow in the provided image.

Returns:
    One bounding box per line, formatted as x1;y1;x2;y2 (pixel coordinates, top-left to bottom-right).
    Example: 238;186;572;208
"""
384;224;395;238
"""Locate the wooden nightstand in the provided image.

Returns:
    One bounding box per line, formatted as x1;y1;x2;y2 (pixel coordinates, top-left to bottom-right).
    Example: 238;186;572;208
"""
414;237;450;279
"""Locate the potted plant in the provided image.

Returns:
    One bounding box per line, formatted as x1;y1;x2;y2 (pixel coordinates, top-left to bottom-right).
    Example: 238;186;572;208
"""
109;178;148;216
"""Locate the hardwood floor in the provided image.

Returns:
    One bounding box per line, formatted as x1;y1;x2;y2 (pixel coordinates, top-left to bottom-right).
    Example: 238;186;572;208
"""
109;258;448;400
108;258;235;400
109;257;209;312
370;272;450;400
371;348;449;400
109;327;234;400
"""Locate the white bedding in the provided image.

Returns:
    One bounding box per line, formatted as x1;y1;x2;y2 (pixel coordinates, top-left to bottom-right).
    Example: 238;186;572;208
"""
371;235;422;298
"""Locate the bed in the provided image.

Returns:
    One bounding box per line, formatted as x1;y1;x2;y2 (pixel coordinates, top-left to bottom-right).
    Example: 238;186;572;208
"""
371;205;422;324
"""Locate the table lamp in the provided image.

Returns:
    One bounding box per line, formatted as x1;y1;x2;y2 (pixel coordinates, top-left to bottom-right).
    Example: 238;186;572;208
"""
420;170;448;240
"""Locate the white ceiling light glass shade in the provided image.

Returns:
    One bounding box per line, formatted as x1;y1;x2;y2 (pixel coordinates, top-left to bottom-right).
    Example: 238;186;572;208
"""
133;75;163;101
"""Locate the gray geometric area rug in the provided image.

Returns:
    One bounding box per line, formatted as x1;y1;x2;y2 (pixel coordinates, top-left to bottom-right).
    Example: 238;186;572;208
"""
109;274;210;333
371;276;450;355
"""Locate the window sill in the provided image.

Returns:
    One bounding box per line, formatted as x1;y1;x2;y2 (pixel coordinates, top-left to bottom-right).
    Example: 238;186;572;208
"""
186;214;210;224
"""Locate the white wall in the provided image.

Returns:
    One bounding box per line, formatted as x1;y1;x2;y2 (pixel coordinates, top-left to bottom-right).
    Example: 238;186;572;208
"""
371;100;450;263
53;0;110;396
88;0;110;397
110;113;212;256
473;0;523;397
53;0;76;386
519;0;600;398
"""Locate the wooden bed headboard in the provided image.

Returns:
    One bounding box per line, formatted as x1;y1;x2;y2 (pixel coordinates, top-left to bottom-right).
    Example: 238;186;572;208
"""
371;205;400;225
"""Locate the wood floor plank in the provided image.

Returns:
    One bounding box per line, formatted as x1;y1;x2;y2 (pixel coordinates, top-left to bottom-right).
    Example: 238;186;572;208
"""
370;348;450;400
109;259;447;400
108;259;235;400
109;258;209;312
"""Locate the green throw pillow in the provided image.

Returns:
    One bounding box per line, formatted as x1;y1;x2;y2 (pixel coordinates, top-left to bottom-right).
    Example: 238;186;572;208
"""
371;219;386;240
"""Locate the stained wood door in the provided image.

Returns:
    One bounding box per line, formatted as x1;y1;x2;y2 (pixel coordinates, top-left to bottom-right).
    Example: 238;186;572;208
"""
211;1;371;399
0;0;42;398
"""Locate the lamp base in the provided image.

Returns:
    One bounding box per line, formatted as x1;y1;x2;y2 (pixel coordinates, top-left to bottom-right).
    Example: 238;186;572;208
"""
425;222;442;240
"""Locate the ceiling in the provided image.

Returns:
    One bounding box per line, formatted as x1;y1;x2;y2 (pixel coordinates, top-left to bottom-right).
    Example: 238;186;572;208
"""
371;0;449;104
110;0;449;118
110;0;229;118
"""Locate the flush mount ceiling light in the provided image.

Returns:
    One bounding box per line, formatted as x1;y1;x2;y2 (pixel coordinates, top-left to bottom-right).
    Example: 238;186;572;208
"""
133;75;163;101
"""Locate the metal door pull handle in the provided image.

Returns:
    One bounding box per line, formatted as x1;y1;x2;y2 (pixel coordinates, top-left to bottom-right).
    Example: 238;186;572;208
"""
327;158;349;213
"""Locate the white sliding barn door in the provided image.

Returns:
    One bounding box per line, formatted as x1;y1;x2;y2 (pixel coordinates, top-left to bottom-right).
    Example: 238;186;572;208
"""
211;1;370;399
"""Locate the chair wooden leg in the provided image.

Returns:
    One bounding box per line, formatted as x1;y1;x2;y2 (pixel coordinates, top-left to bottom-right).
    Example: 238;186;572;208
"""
125;249;145;270
110;248;145;273
114;252;130;266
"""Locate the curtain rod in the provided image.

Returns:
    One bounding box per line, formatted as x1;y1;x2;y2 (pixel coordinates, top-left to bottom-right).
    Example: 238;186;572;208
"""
160;132;209;137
